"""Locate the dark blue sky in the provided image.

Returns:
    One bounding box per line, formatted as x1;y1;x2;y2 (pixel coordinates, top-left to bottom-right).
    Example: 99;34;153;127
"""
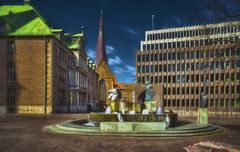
1;0;239;83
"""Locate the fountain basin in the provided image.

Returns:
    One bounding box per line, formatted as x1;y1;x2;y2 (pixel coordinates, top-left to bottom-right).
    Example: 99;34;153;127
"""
100;122;166;132
89;112;178;127
44;119;225;137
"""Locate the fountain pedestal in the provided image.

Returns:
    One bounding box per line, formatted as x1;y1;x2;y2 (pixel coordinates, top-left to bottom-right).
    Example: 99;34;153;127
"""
197;108;208;125
144;100;157;113
100;122;167;132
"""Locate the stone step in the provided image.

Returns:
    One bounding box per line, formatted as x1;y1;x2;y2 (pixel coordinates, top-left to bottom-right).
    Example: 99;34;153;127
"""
43;120;224;137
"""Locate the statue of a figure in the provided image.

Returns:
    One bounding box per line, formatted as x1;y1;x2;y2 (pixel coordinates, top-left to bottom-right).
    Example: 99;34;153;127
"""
145;80;153;101
165;114;170;129
156;106;163;114
105;106;111;114
200;92;208;108
142;108;149;115
108;87;121;101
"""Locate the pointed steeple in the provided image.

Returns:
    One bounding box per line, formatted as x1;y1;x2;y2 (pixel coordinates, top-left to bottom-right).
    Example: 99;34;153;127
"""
96;10;107;67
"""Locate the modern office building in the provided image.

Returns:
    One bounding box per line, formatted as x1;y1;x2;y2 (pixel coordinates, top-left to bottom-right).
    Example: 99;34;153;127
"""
136;21;240;116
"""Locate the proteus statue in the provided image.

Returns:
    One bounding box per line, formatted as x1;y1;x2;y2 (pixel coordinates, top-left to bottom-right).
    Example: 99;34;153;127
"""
108;87;121;101
105;105;111;114
145;80;153;101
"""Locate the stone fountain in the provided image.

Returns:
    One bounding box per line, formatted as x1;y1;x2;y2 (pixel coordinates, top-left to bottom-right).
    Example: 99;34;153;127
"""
44;81;224;137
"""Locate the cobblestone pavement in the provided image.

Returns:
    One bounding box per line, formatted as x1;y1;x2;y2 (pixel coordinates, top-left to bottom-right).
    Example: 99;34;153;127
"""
0;114;239;152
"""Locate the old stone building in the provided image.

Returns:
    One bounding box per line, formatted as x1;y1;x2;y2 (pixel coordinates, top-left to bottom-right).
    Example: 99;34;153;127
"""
65;33;88;112
0;2;95;114
86;58;99;111
95;12;117;106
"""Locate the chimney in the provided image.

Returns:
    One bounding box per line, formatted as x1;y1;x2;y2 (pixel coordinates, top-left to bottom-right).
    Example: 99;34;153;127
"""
24;0;30;5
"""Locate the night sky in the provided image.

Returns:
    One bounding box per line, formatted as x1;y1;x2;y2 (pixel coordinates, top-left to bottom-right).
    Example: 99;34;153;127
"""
1;0;239;83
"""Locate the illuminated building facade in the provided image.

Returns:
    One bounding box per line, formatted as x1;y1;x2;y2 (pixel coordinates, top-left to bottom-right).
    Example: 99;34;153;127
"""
0;2;95;114
136;21;240;116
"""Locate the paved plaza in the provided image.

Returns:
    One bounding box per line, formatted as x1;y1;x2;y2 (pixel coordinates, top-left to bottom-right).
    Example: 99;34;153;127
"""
0;114;239;152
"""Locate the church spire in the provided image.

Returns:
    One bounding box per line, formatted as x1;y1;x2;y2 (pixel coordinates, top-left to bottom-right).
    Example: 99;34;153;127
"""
96;10;107;67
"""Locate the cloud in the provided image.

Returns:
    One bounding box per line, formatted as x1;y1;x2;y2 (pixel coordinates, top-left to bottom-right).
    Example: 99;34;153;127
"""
87;49;96;60
125;65;136;76
122;26;140;36
112;65;136;83
113;65;136;75
106;45;115;54
108;56;122;65
113;66;126;74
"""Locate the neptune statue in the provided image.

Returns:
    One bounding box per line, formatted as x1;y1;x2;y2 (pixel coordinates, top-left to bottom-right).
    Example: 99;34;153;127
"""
145;80;153;101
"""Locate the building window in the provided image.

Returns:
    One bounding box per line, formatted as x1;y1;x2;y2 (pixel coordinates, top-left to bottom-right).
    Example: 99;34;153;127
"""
160;43;163;49
8;62;15;81
186;52;190;59
142;45;146;51
159;76;162;83
142;66;145;73
163;53;167;60
155;76;158;83
137;66;141;73
137;55;141;62
177;75;180;83
172;52;176;60
142;54;145;62
142;77;145;83
196;51;199;58
173;42;176;48
168;76;171;83
172;64;176;71
177;87;180;94
172;76;176;83
151;54;154;61
150;76;153;83
159;65;162;72
177;64;180;71
168;53;171;60
164;43;167;49
59;48;67;62
181;64;185;71
177;52;180;60
155;65;158;72
168;64;171;71
154;53;158;61
146;54;149;62
147;44;150;50
7;88;15;106
8;41;15;55
159;54;162;61
177;42;180;48
150;65;154;73
146;66;149;73
164;76;167;82
163;65;167;72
